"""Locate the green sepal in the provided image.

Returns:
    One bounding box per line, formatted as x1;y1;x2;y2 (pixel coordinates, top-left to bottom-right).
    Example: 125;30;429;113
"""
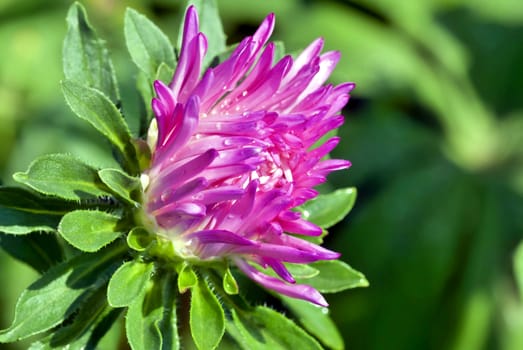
29;287;122;350
296;260;368;293
58;210;122;252
127;227;154;252
61;80;137;174
280;296;344;350
190;275;225;350
107;260;154;307
223;268;239;295
177;263;198;293
0;232;64;273
124;8;176;79
126;271;179;350
0;244;126;342
13;154;111;201
227;306;322;350
181;0;226;69
299;187;357;229
63;2;120;104
98;168;141;206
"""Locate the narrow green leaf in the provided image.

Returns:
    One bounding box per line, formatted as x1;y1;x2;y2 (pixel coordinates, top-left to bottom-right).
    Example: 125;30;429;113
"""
0;187;66;234
0;206;60;235
190;277;225;350
178;263;197;293
98;168;140;206
63;2;119;104
181;0;226;68
0;187;70;214
299;187;357;229
61;80;136;172
297;260;368;293
0;244;126;342
108;260;154;307
0;232;64;273
223;268;239;295
32;286;121;349
126;272;179;350
58;210;122;252
13;154;110;201
124;8;176;78
281;296;344;350
228;306;322;350
514;241;523;300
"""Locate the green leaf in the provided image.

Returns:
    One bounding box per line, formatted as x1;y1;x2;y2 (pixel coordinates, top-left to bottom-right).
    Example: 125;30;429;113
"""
281;296;344;350
181;0;226;68
31;287;121;349
297;260;368;293
124;8;176;78
273;41;286;62
227;306;322;350
108;260;154;307
190;276;225;350
126;272;179;350
13;154;110;201
63;2;119;104
0;187;67;235
223;268;239;295
0;206;60;235
0;232;64;273
58;210;122;252
0;187;69;213
178;263;198;293
61;80;136;172
285;263;319;279
98;168;140;206
0;244;126;342
514;241;523;300
299;187;357;229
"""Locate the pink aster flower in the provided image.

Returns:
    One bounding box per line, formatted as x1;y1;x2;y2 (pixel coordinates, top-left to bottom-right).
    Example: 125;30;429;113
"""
142;5;354;306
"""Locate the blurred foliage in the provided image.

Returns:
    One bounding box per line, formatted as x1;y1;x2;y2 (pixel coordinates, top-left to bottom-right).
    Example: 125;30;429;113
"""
1;0;522;349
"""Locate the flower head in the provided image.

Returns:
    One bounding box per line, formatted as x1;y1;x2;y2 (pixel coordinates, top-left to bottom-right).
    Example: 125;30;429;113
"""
142;5;354;306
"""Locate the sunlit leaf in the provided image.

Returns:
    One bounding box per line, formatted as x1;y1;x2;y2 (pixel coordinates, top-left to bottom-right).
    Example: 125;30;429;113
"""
227;306;322;350
13;154;110;201
297;260;368;293
30;287;121;349
178;263;198;293
63;2;120;104
58;210;122;252
0;244;126;342
281;296;343;350
98;168;140;206
126;272;179;350
190;276;225;350
299;187;357;229
61;80;136;173
124;8;176;78
108;260;154;307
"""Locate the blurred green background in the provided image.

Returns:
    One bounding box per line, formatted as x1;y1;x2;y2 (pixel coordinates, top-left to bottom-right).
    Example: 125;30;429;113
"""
1;0;523;349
